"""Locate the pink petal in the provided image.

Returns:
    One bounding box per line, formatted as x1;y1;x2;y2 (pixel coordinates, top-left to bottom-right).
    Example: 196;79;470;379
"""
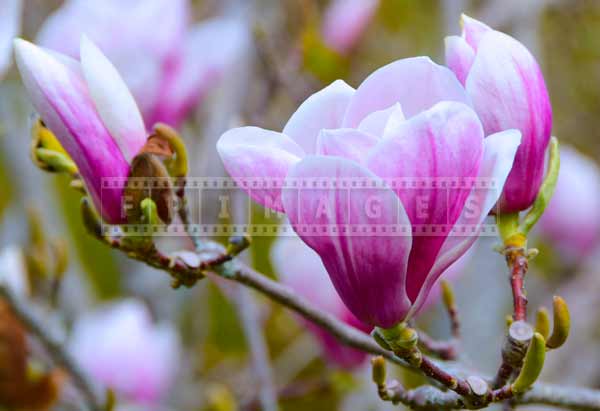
14;39;129;224
538;146;600;262
281;155;412;328
408;129;521;317
217;127;305;212
366;102;484;303
322;0;379;54
0;0;21;79
80;36;146;162
460;14;492;50
444;35;475;86
283;80;355;154
316;128;379;164
146;17;249;127
357;103;404;137
343;57;470;127
466;31;552;212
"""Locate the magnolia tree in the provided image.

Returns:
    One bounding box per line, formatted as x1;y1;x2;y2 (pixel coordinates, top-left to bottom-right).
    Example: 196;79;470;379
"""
1;1;600;411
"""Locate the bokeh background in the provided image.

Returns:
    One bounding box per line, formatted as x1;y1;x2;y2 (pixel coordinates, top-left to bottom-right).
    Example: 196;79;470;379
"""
0;1;599;410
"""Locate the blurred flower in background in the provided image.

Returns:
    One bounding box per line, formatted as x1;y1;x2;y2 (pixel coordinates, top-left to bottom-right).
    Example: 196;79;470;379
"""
445;15;552;213
537;146;600;264
0;0;21;80
322;0;379;55
37;0;247;129
69;299;180;405
271;234;370;369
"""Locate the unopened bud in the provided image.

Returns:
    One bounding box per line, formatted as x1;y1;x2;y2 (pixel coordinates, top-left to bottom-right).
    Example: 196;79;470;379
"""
371;356;386;386
226;235;250;256
546;296;570;349
535;307;551;340
512;332;546;393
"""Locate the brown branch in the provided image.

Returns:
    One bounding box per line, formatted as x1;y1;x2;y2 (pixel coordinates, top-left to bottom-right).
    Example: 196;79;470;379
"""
417;329;458;361
0;285;104;411
84;226;600;411
506;247;529;322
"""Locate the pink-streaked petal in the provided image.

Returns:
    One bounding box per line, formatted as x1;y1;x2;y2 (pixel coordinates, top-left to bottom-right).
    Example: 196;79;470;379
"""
283;80;355;154
80;36;146;162
217;127;305;212
357;103;404;138
366;101;484;303
14;39;129;224
322;0;379;54
408;129;521;318
343;57;470;127
466;31;552;212
281;155;412;328
460;14;492;50
444;35;475;86
316;128;379;164
0;0;21;79
146;17;249;127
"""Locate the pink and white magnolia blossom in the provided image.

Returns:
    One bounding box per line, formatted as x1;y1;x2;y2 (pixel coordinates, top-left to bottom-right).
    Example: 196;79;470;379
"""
445;15;552;213
218;57;521;328
15;38;147;223
0;0;21;79
322;0;379;54
37;0;247;128
538;146;600;263
69;300;180;405
271;234;370;369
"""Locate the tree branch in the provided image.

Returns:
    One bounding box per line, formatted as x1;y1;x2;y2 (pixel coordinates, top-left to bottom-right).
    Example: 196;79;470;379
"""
0;285;104;411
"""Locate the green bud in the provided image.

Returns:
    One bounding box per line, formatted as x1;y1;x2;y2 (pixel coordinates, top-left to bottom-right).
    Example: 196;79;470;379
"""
519;137;560;236
535;307;551;340
34;148;78;176
441;280;455;309
376;323;418;352
546;296;570;349
371;356;386;386
226;235;251;256
512;332;546;394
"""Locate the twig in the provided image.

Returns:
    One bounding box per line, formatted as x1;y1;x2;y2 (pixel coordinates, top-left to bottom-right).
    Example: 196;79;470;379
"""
0;285;104;411
85;228;600;410
417;330;457;361
233;286;279;411
506;247;529;322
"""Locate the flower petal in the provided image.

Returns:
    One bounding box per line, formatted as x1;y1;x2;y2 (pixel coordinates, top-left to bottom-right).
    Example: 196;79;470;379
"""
14;39;129;223
316;128;379;164
322;0;379;54
281;155;412;327
283;80;355;154
217;127;305;212
146;17;249;127
343;57;470;127
366;101;484;303
408;129;521;317
0;0;21;79
80;36;146;162
444;35;474;86
460;14;492;50
357;103;404;137
466;31;552;212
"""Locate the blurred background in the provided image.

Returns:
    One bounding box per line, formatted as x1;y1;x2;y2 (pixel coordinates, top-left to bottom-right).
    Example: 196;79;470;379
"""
0;0;599;410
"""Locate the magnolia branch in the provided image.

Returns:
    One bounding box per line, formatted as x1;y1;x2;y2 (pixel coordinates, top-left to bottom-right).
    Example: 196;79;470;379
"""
82;220;600;411
0;285;104;411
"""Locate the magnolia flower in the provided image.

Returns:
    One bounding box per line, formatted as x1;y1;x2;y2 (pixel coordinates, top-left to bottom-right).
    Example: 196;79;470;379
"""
218;57;521;328
538;146;600;263
271;234;370;369
69;300;180;404
0;0;21;79
322;0;379;54
445;15;552;213
37;0;247;128
15;38;147;223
